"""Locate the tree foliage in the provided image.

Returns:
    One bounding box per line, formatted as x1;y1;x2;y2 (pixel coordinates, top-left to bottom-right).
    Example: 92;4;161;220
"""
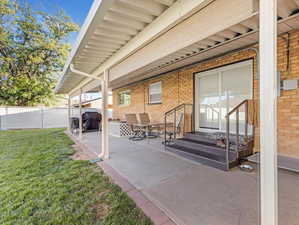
0;0;79;106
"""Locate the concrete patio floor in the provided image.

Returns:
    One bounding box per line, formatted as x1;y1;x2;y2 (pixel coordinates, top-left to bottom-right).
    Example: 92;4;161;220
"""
79;131;299;225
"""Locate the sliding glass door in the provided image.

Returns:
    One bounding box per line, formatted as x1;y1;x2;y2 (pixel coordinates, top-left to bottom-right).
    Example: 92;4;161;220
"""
197;72;220;130
195;60;253;133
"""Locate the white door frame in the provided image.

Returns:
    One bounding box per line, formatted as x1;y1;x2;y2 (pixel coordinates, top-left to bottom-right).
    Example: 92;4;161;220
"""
194;59;253;133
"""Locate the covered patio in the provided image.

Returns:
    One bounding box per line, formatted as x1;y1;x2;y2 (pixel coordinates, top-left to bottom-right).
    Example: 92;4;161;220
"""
55;0;299;224
71;131;299;225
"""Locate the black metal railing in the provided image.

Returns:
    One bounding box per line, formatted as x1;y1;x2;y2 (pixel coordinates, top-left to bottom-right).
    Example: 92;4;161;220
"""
164;103;193;145
225;99;251;170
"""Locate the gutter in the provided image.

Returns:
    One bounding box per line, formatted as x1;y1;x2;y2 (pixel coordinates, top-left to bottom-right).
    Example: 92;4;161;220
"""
69;64;102;81
55;0;104;93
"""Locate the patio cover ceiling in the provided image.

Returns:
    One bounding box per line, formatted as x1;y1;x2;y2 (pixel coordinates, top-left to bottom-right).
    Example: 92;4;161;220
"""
55;0;190;94
56;0;299;95
109;0;299;88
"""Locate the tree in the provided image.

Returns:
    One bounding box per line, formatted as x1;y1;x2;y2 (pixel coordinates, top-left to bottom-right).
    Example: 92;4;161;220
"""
0;0;79;106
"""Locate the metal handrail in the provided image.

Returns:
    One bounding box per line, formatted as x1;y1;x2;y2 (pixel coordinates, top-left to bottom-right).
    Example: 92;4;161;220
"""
203;104;220;114
226;100;248;117
164;103;193;145
203;104;220;123
164;103;193;116
225;99;250;170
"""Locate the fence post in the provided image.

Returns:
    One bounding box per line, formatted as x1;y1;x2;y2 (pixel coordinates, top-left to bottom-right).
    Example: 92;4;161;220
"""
41;107;44;129
4;107;8;130
79;88;83;139
0;108;2;130
68;96;71;131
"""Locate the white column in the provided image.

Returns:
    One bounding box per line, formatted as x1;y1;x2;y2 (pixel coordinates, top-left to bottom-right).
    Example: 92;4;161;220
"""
67;96;71;132
79;89;83;139
101;70;109;159
259;1;278;225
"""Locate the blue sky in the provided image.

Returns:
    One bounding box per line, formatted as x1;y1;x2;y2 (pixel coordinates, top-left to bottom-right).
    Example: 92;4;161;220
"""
28;0;94;44
27;0;101;99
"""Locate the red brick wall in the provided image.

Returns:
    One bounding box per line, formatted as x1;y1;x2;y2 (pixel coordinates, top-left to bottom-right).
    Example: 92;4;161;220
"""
113;29;299;158
113;72;180;122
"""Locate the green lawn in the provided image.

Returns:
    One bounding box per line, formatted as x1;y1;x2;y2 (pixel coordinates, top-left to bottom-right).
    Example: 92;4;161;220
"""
0;129;153;225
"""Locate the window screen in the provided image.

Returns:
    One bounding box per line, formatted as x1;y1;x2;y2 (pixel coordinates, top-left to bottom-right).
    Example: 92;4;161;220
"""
149;82;162;104
118;91;131;106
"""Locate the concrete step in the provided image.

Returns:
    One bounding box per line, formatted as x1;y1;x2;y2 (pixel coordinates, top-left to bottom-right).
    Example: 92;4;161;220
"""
164;131;254;171
165;145;236;171
184;132;253;146
171;139;237;163
183;132;217;146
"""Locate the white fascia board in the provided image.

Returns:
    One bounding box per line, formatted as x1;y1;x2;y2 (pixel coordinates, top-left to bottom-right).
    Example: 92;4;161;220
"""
55;0;116;94
68;0;215;95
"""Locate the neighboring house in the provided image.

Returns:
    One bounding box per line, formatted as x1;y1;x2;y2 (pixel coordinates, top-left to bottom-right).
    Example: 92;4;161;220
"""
72;96;113;118
80;97;103;108
72;95;113;109
55;0;299;223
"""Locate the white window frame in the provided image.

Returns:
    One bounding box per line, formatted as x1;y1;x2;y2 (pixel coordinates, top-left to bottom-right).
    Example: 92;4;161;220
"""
118;90;131;106
149;81;162;104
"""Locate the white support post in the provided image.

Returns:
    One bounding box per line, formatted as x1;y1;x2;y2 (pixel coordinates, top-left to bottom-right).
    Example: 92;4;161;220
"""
68;96;71;132
101;70;109;160
259;1;278;225
79;89;83;139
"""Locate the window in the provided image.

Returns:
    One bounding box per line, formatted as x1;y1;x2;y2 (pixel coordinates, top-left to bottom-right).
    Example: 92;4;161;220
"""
118;90;131;106
149;81;162;104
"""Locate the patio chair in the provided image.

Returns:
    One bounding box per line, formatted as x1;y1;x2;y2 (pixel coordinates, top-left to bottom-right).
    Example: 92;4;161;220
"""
138;113;160;138
164;113;184;145
125;114;146;141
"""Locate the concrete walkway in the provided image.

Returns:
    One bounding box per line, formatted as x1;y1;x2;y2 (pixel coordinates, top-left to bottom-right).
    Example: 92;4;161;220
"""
80;132;299;225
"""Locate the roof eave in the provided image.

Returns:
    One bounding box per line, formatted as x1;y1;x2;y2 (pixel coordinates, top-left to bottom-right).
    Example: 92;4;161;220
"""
55;0;108;94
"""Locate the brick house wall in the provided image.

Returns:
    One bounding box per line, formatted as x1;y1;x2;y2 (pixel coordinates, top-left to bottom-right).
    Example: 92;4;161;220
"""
113;29;299;158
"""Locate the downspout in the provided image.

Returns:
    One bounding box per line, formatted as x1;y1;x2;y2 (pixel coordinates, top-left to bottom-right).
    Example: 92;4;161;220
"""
246;47;259;80
69;64;108;159
280;33;290;75
69;64;102;81
249;33;291;80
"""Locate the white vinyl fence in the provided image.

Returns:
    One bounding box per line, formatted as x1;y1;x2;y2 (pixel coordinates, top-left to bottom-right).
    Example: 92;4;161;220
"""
0;106;101;130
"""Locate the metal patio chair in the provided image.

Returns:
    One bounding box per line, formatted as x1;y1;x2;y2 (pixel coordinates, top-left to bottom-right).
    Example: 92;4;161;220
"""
138;113;160;138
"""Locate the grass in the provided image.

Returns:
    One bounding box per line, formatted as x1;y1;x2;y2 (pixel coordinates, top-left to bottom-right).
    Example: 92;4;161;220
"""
0;128;153;225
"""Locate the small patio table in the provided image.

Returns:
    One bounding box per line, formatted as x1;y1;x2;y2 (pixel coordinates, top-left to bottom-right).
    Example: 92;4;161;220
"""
131;122;175;139
133;123;158;138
